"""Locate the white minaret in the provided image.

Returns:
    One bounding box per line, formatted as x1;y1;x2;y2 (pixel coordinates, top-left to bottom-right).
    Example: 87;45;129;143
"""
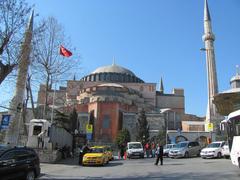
202;0;219;130
4;10;34;146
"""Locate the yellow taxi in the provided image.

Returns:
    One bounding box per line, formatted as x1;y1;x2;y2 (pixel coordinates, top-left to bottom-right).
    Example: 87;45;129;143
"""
104;146;114;161
82;146;109;166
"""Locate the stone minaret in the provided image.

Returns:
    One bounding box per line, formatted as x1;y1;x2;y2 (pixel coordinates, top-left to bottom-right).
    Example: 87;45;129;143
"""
159;77;164;94
4;11;34;145
202;0;219;130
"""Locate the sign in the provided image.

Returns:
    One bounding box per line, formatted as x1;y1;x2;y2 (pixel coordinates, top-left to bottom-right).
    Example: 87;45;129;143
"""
86;124;93;133
207;123;213;132
1;114;11;129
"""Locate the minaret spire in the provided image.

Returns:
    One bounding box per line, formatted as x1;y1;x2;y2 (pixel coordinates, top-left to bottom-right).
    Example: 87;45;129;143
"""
204;0;211;21
4;10;34;145
159;77;164;94
202;0;221;131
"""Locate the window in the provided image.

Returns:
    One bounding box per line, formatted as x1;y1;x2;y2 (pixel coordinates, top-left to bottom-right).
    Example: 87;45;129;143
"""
188;142;194;147
33;125;42;135
1;151;16;160
102;115;110;129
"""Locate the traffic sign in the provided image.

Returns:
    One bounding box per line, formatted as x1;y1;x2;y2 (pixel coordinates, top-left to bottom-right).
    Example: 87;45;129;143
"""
207;123;213;132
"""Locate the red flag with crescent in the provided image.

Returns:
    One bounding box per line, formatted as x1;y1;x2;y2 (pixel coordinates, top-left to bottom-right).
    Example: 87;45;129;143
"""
60;45;72;57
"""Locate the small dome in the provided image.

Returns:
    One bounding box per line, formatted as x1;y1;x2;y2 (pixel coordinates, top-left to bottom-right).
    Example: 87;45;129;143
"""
92;64;135;76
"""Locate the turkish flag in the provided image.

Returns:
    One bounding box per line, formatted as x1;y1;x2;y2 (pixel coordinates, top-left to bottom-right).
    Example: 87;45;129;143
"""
60;45;72;57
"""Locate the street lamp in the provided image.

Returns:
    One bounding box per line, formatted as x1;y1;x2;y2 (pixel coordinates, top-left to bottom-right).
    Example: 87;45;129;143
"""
160;108;171;144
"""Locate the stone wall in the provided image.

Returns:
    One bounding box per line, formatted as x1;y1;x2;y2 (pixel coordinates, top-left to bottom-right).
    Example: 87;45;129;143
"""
122;112;165;141
146;113;165;138
122;112;137;141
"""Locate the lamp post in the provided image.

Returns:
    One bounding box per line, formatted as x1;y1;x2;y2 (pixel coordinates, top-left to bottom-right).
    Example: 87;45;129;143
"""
160;108;171;144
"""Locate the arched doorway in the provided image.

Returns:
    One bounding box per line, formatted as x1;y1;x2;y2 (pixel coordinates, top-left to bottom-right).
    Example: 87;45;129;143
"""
175;135;188;143
195;136;208;147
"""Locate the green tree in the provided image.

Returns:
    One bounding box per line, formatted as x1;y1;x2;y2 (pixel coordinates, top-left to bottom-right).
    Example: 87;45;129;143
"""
156;126;167;145
136;108;149;145
115;128;131;148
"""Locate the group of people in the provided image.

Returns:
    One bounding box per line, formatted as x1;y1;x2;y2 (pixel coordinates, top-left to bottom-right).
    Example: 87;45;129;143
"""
144;142;158;158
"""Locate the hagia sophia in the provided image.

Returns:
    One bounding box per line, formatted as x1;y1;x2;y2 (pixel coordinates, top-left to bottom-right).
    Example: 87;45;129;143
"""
37;63;204;143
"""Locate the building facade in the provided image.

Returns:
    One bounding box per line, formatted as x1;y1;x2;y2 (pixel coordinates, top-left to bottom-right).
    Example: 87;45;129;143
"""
37;63;187;143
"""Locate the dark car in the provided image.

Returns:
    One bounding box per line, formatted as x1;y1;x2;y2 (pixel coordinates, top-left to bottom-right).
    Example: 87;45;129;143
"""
0;145;40;180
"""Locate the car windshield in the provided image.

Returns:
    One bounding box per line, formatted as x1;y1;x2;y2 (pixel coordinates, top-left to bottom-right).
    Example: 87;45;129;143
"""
129;144;142;149
164;144;176;149
207;143;221;148
175;142;188;148
91;148;104;153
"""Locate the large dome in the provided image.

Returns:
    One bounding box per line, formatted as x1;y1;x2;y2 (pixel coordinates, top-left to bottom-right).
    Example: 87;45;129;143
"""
92;64;136;76
81;64;144;83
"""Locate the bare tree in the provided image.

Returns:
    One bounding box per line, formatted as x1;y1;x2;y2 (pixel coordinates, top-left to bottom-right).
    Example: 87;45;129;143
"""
32;17;79;118
0;0;31;84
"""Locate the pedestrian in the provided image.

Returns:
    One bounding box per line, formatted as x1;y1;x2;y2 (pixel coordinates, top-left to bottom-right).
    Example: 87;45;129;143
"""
151;142;156;158
37;130;47;149
145;142;150;158
155;143;163;165
120;143;125;159
79;144;90;165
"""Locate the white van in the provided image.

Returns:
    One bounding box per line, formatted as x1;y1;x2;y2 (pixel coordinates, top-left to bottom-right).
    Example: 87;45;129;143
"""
126;142;144;159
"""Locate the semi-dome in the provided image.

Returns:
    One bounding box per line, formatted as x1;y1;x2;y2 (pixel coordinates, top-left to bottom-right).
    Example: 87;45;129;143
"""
81;64;144;83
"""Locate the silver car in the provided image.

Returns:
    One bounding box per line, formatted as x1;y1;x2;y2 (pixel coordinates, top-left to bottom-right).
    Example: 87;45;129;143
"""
163;144;176;157
169;141;201;158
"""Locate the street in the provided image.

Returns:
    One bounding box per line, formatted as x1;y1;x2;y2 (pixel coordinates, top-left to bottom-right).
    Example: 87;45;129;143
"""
39;157;240;180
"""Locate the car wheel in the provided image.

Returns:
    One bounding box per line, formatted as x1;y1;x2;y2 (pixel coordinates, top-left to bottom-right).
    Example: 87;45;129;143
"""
26;171;35;180
197;151;201;157
184;152;189;158
217;152;222;158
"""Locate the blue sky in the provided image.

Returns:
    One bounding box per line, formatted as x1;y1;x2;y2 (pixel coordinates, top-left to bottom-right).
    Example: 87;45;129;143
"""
1;0;240;116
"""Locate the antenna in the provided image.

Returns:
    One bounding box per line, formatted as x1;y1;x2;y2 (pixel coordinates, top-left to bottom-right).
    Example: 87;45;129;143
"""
112;57;116;65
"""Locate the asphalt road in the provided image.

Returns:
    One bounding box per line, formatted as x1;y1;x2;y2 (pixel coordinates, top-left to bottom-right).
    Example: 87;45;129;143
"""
39;157;240;180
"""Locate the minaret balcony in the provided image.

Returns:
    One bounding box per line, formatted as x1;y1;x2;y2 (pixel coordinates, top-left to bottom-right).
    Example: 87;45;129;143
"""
202;33;215;41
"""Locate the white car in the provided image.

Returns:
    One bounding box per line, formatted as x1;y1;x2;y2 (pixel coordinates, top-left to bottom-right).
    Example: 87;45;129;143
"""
200;141;225;159
126;142;144;159
222;144;230;159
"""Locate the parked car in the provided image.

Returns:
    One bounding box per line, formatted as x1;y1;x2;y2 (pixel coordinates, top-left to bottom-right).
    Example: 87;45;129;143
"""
168;141;201;158
0;145;40;180
126;142;144;159
221;144;230;159
82;146;109;166
200;141;225;159
163;144;176;157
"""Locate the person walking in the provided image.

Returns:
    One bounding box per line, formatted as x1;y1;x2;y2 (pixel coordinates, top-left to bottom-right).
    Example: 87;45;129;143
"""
155;143;163;165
